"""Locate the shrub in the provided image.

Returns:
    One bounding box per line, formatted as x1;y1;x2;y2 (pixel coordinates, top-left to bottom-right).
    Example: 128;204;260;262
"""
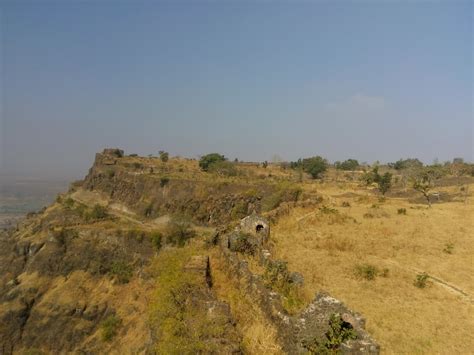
263;260;304;313
412;169;437;207
160;177;170;187
390;158;423;170
101;315;121;341
414;272;429;288
230;201;248;220
335;159;359;171
159;150;169;162
443;243;454;254
63;197;75;209
302;313;357;353
230;232;257;255
208;160;238;176
110;261;133;283
90;204;108;220
133;162;143;169
397;208;407;215
150;231;163;251
375;171;392;195
262;183;302;211
354;264;379;280
106;169;115;178
302;156;328;179
166;215;195;247
199;153;226;171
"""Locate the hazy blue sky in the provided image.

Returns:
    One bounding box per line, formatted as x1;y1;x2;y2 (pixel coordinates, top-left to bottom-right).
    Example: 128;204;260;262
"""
1;1;472;179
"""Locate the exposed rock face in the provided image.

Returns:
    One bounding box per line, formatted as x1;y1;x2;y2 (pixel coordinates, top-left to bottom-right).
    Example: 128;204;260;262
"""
0;208;155;354
81;151;280;226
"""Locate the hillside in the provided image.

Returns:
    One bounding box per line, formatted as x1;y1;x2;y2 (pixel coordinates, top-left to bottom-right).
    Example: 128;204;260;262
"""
1;149;473;354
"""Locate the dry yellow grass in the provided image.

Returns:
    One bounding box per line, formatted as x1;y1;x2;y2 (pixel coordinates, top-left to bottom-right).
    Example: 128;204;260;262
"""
209;249;283;354
271;183;474;354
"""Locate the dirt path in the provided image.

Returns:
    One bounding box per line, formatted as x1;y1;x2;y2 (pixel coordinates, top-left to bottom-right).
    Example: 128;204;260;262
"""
384;259;474;304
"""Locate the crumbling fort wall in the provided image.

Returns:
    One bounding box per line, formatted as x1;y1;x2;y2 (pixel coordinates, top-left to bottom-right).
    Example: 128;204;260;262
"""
215;215;380;354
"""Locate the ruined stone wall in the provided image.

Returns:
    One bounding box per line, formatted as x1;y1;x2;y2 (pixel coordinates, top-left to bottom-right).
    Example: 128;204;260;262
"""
216;217;380;354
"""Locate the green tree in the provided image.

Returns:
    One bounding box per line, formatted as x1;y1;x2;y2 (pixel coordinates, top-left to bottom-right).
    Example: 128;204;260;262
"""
198;153;226;171
375;172;392;195
301;156;328;179
335;159;359;171
159;150;169;162
412;169;436;207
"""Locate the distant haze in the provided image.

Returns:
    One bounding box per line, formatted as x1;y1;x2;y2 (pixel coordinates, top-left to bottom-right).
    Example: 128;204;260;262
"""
1;1;472;180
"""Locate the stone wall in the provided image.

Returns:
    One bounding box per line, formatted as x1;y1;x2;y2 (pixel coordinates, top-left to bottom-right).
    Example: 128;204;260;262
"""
215;215;380;354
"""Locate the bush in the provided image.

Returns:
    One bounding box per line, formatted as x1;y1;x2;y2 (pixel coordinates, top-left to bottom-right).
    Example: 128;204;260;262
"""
199;153;226;171
63;197;75;209
151;231;163;251
166;215;195;247
230;232;257;255
262;183;302;211
263;260;304;313
110;261;133;284
133;162;143;169
302;156;328;179
397;208;407;215
443;243;454;254
90;204;108;220
101;315;121;341
354;264;379;280
335;159;359;171
302;313;357;353
160;177;170;187
208;160;238;176
414;272;429;288
159;150;169;162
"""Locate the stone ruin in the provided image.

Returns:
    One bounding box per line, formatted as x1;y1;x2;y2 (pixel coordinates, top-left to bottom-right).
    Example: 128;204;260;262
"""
95;148;124;166
216;214;380;354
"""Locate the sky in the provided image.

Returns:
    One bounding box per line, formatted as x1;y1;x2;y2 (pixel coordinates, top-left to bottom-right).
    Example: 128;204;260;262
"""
1;0;473;180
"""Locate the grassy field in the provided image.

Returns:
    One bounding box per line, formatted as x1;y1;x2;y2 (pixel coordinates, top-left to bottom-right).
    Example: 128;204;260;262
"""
270;182;474;354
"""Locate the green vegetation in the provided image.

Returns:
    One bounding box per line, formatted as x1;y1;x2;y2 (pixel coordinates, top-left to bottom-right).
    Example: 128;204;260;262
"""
150;248;226;353
151;231;163;251
231;232;257;255
90;204;108;219
412;169;436;207
290;156;328;179
159;177;170;187
354;264;382;281
263;260;304;313
414;272;429;288
302;313;357;354
443;243;454;254
208;160;239;176
198;153;226;171
302;156;328;179
101;315;122;341
159;150;169;162
390;158;423;170
165;215;195;247
335;159;359;171
397;208;407;215
360;167;392;195
109;261;133;284
262;182;302;211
